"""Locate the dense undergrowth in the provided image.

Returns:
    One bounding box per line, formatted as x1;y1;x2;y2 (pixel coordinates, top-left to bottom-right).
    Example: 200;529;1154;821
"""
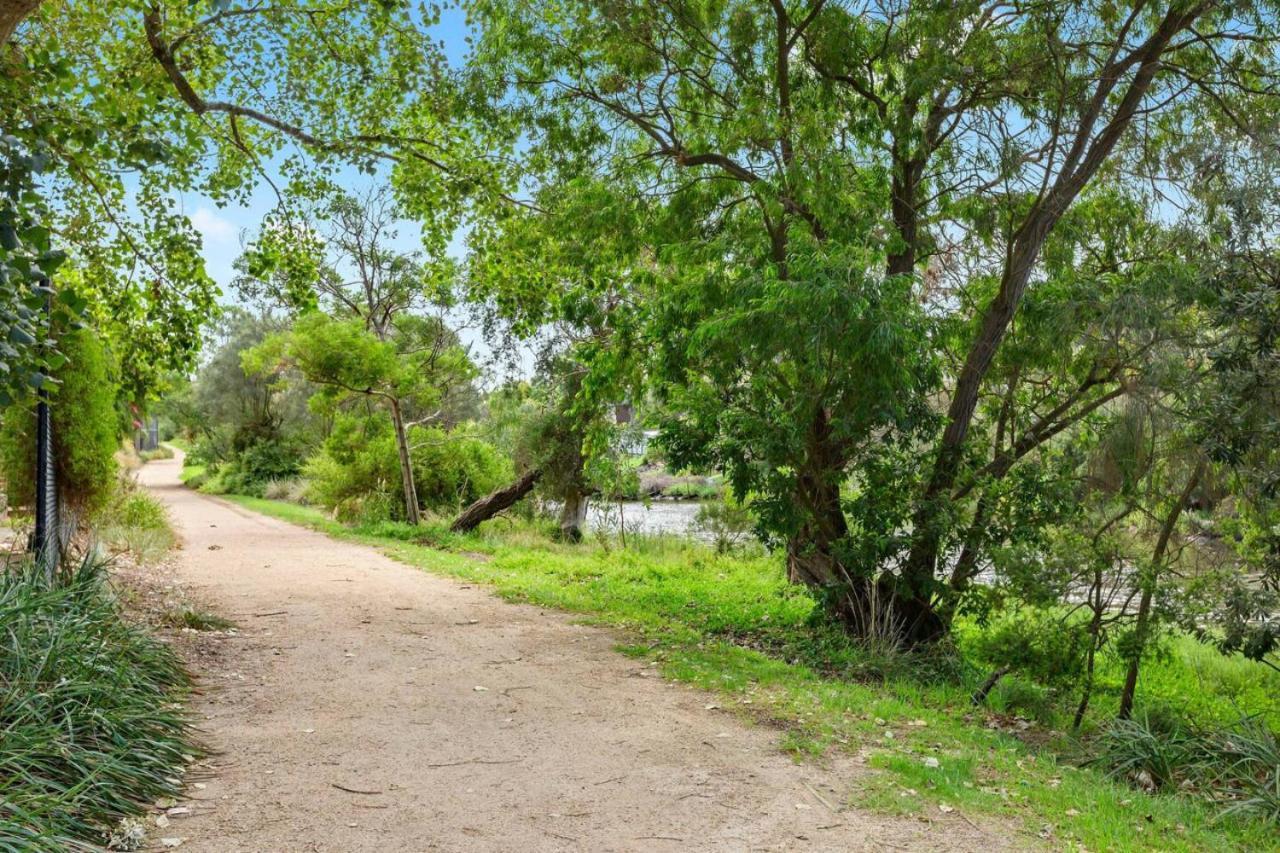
0;555;197;851
228;493;1280;851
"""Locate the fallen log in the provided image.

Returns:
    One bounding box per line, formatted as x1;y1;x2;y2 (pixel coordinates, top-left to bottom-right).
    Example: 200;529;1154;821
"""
450;468;542;533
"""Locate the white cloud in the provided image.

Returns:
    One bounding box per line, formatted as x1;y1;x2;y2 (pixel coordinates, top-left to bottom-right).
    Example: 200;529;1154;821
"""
189;206;236;244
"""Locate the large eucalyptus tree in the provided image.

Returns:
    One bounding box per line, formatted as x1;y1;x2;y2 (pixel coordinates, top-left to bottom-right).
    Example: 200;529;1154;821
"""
464;0;1280;641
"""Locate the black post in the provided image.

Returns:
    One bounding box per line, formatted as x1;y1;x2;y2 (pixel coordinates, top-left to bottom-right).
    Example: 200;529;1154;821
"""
31;280;57;582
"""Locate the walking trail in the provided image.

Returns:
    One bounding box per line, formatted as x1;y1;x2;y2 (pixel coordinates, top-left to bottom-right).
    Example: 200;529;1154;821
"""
138;453;1007;852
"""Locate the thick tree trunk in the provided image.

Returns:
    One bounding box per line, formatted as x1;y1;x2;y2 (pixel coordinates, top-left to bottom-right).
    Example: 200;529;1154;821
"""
557;488;589;543
0;0;41;46
783;410;947;646
450;468;541;533
388;398;420;526
1117;463;1204;720
886;157;924;277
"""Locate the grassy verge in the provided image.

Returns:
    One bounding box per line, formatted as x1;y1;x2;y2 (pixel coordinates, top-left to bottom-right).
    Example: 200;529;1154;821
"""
226;494;1279;851
0;557;197;851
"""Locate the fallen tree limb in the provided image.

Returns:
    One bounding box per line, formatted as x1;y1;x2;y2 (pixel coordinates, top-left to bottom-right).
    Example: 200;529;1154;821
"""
450;468;541;533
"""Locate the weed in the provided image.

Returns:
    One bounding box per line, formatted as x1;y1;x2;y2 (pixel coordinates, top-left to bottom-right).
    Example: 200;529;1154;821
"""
163;608;235;631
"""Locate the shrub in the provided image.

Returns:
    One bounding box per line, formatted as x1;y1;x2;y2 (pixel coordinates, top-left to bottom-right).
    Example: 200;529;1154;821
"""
215;434;306;497
693;499;756;553
263;477;309;504
969;608;1089;691
305;419;512;522
0;555;197;849
139;445;174;462
410;427;512;509
0;329;120;521
1093;713;1280;823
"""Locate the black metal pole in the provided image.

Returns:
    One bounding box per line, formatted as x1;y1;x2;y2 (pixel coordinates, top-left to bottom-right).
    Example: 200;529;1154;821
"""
31;279;57;582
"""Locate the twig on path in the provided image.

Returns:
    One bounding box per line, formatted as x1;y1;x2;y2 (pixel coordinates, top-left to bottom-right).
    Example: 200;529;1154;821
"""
957;812;982;832
634;836;683;842
500;685;534;697
802;781;839;813
331;783;383;795
545;831;579;842
592;774;627;786
353;803;390;809
251;610;287;617
423;757;522;768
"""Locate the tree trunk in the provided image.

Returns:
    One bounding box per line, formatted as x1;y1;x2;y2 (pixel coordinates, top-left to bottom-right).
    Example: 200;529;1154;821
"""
450;468;541;533
557;488;589;542
0;0;41;46
388;397;420;526
950;490;993;592
902;7;1200;596
1075;567;1105;729
1117;462;1204;720
972;666;1010;706
886;156;924;277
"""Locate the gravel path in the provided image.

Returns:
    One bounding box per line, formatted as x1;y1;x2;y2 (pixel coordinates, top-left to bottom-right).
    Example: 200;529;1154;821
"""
139;454;1007;852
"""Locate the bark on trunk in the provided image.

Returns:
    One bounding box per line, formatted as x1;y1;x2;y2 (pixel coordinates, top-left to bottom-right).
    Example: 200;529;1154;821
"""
972;666;1011;706
886;157;924;277
0;0;41;46
389;398;420;526
785;410;947;645
1117;462;1204;720
557;489;589;543
902;7;1201;595
450;468;541;533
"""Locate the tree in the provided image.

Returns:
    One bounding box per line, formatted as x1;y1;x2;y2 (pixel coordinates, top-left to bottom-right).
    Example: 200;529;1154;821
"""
246;311;474;524
467;0;1280;642
236;187;476;524
2;0;495;410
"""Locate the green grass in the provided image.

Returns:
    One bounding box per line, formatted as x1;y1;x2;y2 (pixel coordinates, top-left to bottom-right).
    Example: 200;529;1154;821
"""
226;494;1280;850
178;463;207;489
0;556;198;850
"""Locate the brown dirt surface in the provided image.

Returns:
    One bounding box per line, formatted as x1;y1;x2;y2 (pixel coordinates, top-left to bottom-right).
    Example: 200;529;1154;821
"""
137;453;1013;852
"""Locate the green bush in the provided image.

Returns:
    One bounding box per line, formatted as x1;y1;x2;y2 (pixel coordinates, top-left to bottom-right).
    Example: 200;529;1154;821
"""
968;608;1089;690
0;555;197;849
304;418;512;522
0;329;120;520
215;435;306;497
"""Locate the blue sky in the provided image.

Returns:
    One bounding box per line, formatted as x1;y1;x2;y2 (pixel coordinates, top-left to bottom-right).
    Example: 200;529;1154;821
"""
176;4;475;306
168;5;530;376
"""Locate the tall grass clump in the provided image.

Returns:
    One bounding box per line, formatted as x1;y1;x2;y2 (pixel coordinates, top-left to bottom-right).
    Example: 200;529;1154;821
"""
98;486;175;563
0;555;198;850
1094;712;1280;824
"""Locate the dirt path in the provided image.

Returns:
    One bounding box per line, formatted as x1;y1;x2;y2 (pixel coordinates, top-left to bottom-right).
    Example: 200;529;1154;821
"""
138;454;1007;852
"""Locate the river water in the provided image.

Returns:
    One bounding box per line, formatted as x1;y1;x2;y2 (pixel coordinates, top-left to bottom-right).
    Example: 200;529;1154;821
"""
583;499;711;540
